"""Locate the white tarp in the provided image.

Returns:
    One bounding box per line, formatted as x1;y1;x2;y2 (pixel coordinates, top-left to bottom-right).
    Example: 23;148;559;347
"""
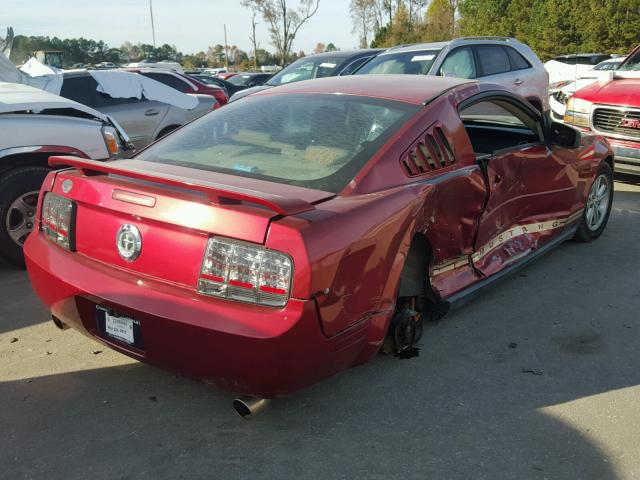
545;60;594;84
88;70;198;110
0;52;63;94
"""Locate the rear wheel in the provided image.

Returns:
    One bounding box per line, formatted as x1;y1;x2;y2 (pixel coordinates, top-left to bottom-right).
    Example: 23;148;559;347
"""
0;167;50;267
574;163;613;242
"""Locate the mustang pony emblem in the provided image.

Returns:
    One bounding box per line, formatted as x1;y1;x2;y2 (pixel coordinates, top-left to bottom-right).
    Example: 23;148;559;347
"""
116;224;142;261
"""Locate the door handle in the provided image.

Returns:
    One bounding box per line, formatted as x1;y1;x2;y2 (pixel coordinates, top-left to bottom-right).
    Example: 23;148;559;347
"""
514;78;523;86
144;108;160;116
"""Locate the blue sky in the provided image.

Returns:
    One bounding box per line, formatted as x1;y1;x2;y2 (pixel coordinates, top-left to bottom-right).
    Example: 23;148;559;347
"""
3;0;358;54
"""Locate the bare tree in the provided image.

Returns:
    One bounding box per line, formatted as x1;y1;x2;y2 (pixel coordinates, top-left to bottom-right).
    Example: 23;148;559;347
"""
249;13;260;69
350;0;376;48
242;0;320;65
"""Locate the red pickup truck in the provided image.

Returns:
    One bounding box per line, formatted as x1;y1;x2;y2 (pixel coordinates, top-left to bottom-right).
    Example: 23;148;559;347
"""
564;45;640;175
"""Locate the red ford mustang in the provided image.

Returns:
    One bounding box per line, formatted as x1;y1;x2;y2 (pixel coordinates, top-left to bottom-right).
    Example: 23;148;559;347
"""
25;75;613;415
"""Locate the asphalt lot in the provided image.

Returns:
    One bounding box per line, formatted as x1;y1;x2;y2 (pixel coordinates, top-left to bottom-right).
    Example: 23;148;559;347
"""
1;177;640;480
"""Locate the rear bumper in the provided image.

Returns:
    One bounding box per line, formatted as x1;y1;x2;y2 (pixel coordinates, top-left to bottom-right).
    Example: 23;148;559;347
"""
608;139;640;175
24;232;371;398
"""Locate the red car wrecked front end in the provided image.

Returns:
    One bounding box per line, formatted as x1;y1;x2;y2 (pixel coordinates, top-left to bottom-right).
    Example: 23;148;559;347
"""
25;75;612;403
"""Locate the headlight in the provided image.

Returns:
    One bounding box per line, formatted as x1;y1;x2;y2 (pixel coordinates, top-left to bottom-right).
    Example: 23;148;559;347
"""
564;97;592;128
101;126;121;157
566;97;592;114
198;237;293;307
41;192;76;251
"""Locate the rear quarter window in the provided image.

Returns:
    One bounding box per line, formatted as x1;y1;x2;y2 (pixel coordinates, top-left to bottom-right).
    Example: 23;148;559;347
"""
476;45;511;76
505;47;531;70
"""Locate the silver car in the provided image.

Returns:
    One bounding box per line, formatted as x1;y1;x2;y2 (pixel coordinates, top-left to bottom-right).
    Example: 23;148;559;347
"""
0;81;131;266
59;71;216;150
355;37;549;112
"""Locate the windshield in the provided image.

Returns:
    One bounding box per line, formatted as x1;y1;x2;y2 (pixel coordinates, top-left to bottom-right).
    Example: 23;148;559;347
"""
266;56;346;86
355;49;441;75
137;94;418;193
618;50;640;71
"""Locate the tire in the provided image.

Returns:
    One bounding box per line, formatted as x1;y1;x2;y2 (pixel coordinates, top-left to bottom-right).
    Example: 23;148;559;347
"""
574;162;613;242
0;166;50;267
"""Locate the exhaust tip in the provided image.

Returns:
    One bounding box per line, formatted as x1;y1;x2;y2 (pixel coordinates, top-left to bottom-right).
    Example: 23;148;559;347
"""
51;315;69;330
232;396;269;419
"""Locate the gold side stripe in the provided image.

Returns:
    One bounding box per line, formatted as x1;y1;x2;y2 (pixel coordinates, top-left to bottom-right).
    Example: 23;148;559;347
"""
432;209;584;276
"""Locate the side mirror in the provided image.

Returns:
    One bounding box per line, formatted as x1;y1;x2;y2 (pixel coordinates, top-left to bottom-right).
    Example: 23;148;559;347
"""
549;121;581;149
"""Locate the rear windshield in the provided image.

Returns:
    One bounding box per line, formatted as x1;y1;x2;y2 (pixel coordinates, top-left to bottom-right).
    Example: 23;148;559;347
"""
266;56;347;86
355;50;441;75
137;93;418;193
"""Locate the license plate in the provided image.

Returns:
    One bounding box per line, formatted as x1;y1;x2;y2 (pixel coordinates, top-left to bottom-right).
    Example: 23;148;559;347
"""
96;306;143;348
105;313;135;344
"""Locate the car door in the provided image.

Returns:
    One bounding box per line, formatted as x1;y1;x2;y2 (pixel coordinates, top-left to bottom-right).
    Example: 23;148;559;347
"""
458;94;579;277
99;98;170;150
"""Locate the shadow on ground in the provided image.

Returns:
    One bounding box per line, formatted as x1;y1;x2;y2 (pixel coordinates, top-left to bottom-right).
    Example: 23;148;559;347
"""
1;188;639;479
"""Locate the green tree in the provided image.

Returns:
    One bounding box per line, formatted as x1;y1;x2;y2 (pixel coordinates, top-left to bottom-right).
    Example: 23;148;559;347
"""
423;0;454;42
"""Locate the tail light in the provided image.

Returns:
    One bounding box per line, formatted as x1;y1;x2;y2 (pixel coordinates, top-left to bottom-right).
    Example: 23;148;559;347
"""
41;192;76;250
198;237;292;307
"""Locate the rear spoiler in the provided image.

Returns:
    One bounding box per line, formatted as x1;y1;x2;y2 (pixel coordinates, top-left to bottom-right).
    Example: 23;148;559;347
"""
48;156;315;216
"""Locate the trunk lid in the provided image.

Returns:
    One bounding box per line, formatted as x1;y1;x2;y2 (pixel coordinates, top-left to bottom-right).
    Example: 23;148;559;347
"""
48;156;333;287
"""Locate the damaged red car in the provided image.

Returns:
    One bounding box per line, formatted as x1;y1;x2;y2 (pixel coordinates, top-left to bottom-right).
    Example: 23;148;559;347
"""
25;75;614;416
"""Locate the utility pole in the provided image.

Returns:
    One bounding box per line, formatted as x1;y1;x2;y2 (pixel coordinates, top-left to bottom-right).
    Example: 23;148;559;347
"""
149;0;157;49
224;24;229;70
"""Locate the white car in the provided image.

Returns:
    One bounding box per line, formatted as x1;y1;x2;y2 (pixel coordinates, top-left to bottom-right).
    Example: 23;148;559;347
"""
126;59;184;74
0;82;131;265
549;57;626;122
354;36;549;112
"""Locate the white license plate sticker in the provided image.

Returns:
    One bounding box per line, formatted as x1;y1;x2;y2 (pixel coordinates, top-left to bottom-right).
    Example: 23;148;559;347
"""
104;313;135;344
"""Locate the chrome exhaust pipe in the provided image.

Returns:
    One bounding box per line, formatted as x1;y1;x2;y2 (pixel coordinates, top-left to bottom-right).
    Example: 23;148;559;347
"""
51;315;69;330
232;396;270;418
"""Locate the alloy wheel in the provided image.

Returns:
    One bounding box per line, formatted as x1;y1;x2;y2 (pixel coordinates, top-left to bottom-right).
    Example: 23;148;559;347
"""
6;190;39;247
585;174;610;232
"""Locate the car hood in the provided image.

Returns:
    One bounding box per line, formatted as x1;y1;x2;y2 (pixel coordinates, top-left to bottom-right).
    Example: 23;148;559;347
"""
0;81;111;120
229;85;272;102
0;81;133;148
572;78;640;106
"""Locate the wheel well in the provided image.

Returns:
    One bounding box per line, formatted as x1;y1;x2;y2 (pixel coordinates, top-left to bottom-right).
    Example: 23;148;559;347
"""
398;233;432;298
0;152;57;177
604;155;614;172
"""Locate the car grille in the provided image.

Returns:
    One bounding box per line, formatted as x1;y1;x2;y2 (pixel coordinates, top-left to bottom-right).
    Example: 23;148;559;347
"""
593;107;640;140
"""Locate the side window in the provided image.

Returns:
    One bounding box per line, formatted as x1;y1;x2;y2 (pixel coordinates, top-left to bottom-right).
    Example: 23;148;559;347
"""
144;72;190;92
439;47;476;79
340;56;372;75
459;99;542;156
476;45;510;76
60;77;100;107
505;47;531;70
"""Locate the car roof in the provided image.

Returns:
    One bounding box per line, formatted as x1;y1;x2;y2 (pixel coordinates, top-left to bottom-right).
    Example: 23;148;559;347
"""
252;74;473;105
303;48;383;60
378;37;523;55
